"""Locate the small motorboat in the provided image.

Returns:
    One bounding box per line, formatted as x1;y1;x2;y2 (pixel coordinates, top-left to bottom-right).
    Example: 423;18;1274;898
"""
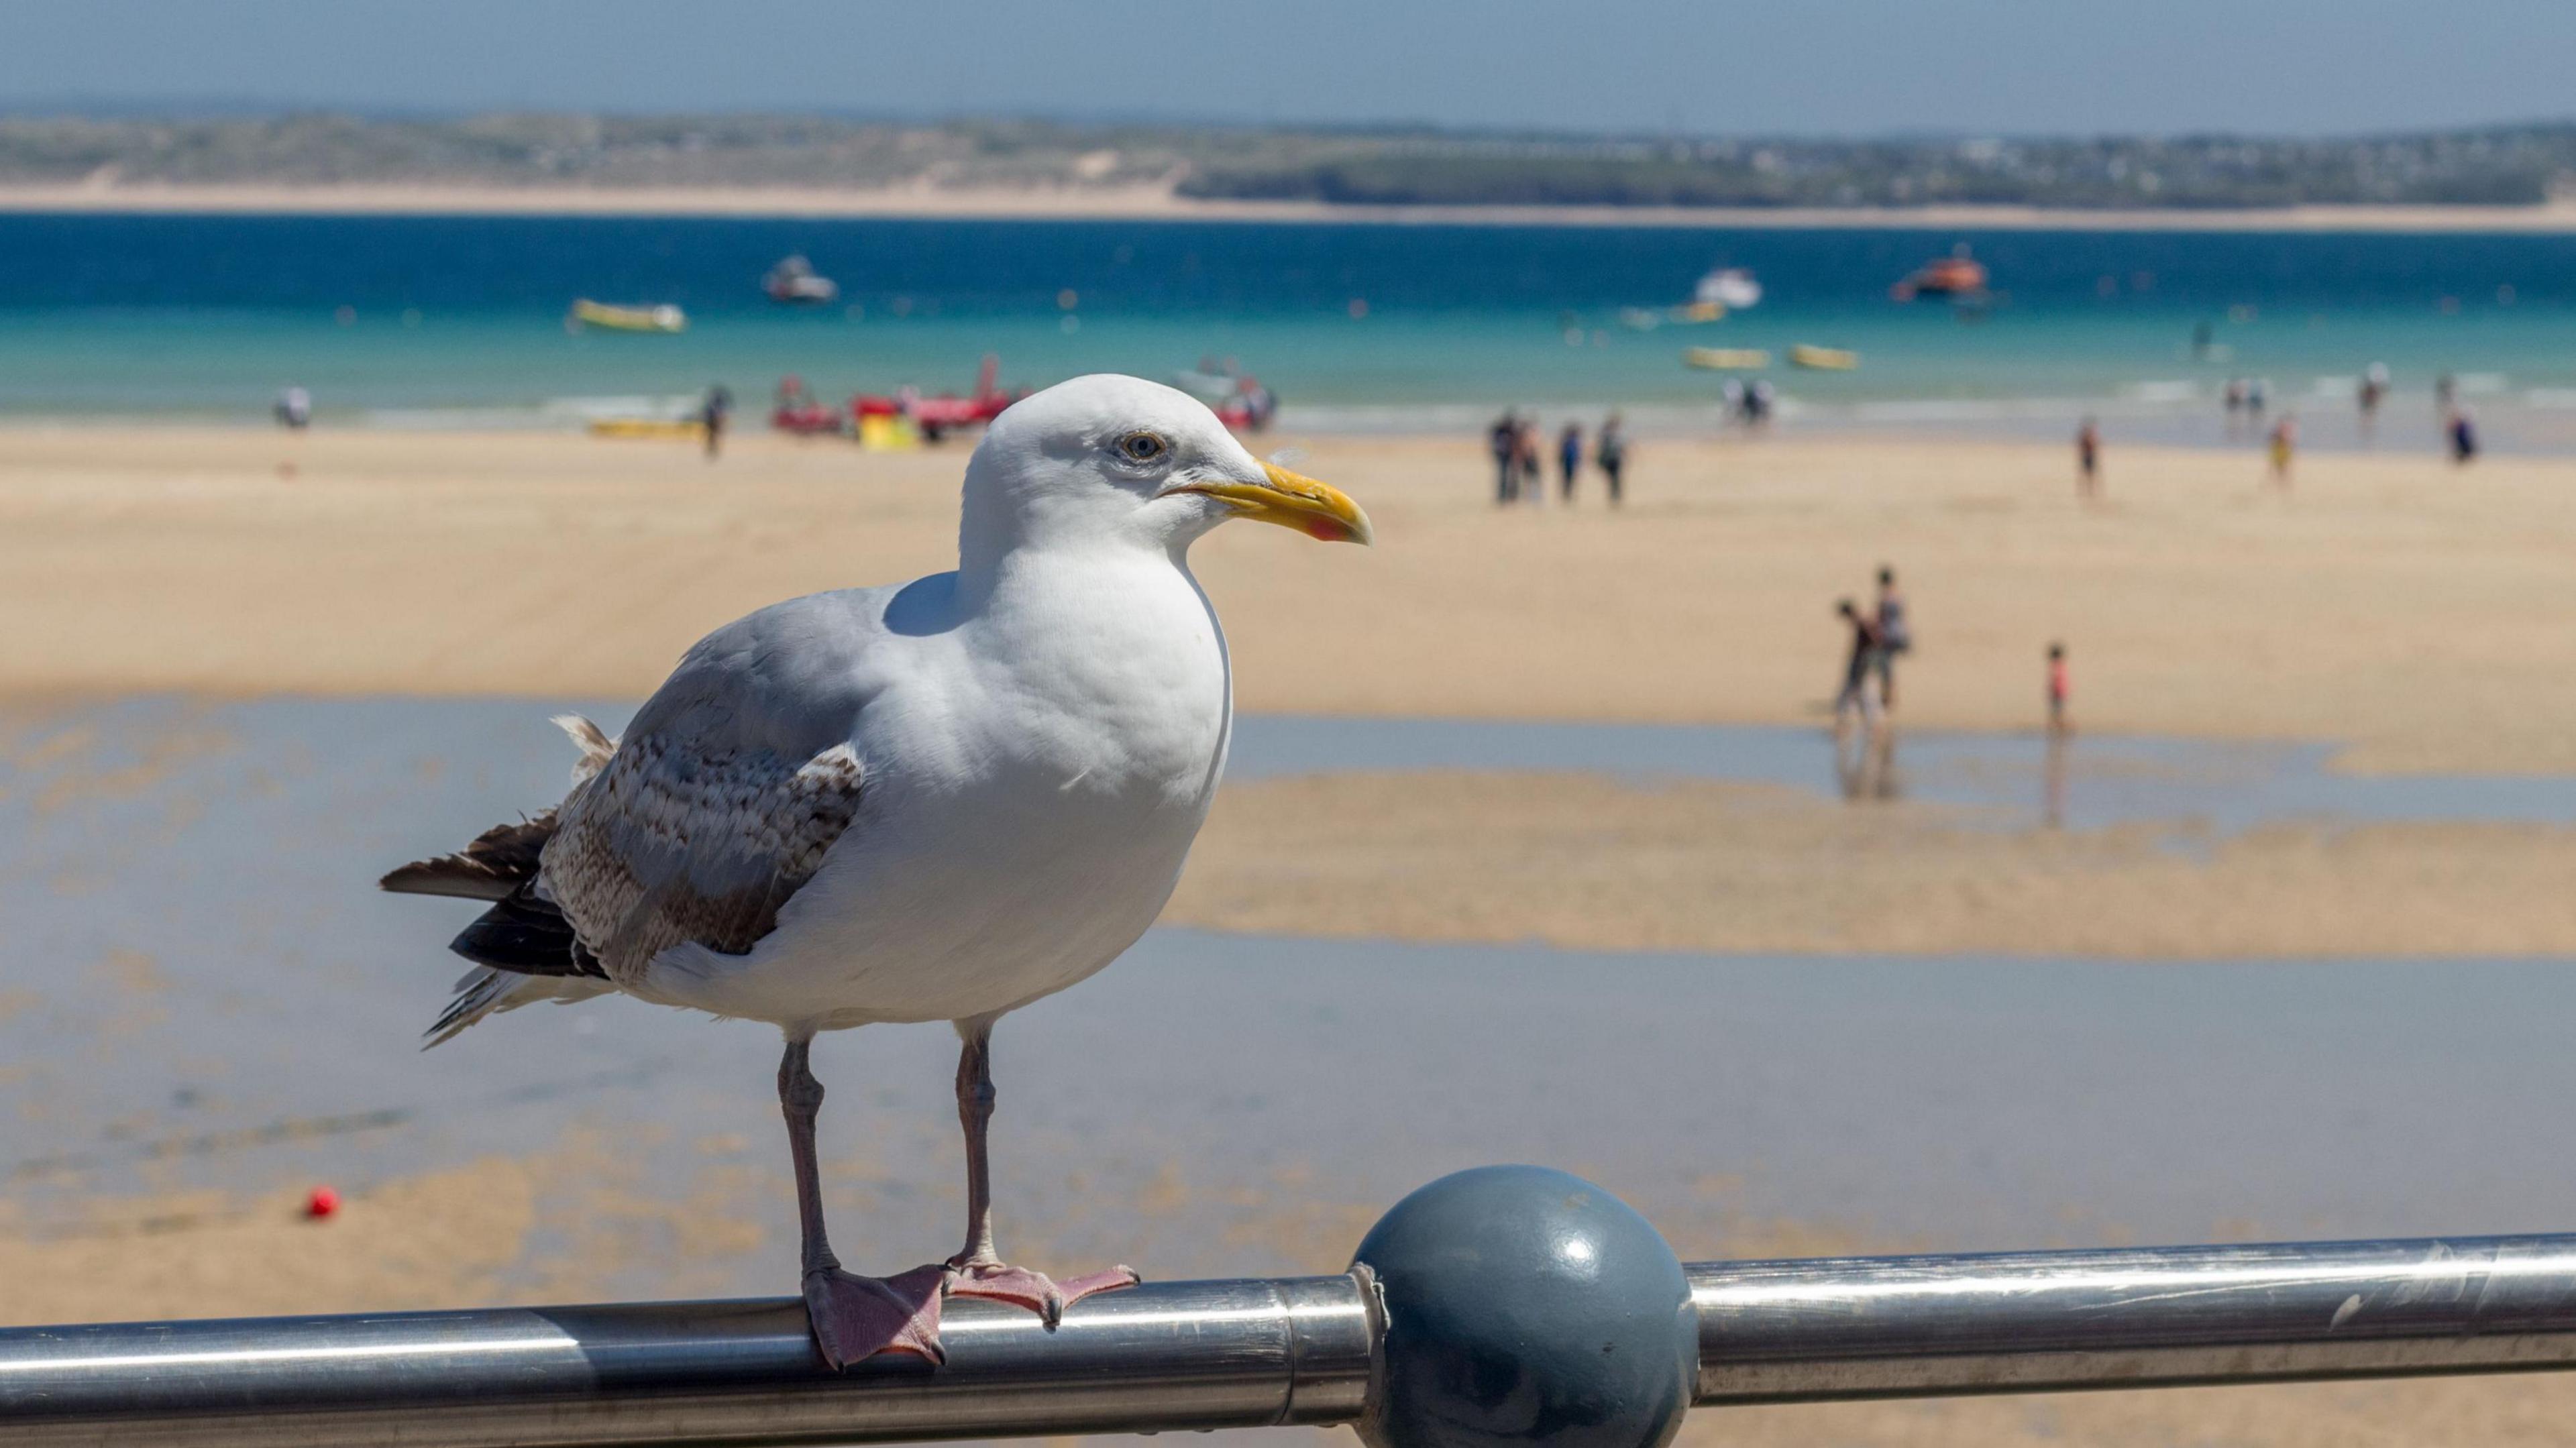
1788;344;1860;371
1683;347;1771;371
1890;245;1989;302
569;300;687;333
763;255;840;305
1695;266;1762;311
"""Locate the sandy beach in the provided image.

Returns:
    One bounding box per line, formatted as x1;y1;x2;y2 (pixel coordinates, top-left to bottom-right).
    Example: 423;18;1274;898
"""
8;419;2576;1438
11;180;2576;233
6;423;2575;773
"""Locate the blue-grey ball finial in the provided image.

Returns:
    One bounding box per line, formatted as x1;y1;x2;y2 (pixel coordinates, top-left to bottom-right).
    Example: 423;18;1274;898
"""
1353;1166;1696;1448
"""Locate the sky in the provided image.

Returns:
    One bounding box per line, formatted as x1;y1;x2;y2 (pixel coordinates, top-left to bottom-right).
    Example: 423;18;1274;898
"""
5;0;2573;138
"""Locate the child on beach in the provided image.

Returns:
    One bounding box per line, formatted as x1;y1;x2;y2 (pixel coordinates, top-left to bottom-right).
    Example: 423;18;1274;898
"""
2046;642;2071;735
2076;418;2101;499
2267;414;2296;488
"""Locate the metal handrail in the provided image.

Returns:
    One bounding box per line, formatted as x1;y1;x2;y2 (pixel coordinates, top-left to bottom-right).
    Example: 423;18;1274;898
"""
11;1234;2576;1446
1692;1234;2576;1403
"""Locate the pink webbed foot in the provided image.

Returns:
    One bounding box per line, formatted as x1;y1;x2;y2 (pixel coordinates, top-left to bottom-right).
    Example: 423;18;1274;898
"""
804;1263;947;1369
945;1258;1141;1327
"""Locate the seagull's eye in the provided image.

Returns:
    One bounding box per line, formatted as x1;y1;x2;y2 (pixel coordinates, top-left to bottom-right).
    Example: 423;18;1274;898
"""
1116;431;1168;464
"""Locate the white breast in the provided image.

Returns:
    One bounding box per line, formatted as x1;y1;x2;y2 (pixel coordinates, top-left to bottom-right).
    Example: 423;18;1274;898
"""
638;551;1232;1032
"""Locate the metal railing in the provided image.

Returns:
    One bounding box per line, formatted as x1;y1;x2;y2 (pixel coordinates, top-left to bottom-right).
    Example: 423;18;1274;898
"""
9;1170;2576;1448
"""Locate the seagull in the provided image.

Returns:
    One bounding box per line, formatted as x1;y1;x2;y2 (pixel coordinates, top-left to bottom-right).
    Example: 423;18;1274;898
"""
382;374;1370;1366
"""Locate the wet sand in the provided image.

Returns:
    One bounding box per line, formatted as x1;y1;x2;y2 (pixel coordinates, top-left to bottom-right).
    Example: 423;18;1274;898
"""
6;425;2576;773
1176;770;2576;957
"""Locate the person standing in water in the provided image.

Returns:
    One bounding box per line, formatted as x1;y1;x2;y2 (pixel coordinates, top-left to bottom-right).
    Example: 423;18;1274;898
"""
2076;417;2102;500
1872;566;1911;710
1595;412;1627;505
1833;598;1884;732
2046;641;2072;735
2267;413;2297;488
1556;421;1585;502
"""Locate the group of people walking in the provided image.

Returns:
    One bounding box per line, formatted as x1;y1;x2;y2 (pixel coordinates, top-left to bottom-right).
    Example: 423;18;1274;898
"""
1489;411;1626;505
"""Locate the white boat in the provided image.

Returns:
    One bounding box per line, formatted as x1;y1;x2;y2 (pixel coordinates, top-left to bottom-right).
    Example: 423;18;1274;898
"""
763;255;840;304
1695;266;1762;311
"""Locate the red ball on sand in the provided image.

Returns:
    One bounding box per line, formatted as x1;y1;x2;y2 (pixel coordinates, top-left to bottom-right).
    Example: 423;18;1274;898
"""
305;1186;340;1219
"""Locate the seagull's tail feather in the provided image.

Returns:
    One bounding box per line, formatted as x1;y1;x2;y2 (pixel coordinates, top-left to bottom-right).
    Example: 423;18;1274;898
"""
380;814;557;901
382;717;615;900
425;966;611;1048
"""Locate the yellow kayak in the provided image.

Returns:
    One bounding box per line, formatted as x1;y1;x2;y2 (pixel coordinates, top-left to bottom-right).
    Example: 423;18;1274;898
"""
1788;343;1860;371
587;417;706;439
1683;347;1770;371
570;300;688;333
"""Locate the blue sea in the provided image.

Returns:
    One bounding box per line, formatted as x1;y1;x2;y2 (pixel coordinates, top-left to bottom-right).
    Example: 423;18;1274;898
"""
5;212;2575;449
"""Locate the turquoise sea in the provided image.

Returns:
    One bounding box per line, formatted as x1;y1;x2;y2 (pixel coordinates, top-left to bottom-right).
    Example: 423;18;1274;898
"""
5;213;2576;449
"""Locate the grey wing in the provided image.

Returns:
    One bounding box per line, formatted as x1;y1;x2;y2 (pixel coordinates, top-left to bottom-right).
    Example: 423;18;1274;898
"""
539;589;894;985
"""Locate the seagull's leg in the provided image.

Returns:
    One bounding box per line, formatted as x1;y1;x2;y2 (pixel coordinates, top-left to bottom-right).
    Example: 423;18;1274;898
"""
943;1020;1140;1324
779;1036;945;1368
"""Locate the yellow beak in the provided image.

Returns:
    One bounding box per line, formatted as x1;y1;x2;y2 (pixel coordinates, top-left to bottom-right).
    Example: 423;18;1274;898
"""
1181;463;1374;545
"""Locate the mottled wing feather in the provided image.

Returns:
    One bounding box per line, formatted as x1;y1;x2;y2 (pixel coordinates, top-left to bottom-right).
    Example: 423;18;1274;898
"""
542;736;865;985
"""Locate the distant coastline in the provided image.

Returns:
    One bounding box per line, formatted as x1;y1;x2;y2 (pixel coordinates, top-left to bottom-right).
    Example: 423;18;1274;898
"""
11;180;2576;233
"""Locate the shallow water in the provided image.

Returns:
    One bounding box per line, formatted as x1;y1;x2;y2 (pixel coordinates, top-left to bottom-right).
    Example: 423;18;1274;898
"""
7;215;2576;453
4;693;2574;1299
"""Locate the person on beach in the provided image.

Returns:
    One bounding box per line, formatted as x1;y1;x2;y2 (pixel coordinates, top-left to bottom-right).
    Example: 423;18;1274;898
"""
699;383;734;459
1557;421;1584;502
1517;419;1545;504
2449;406;2479;465
1595;413;1627;504
1872;566;1911;710
1833;598;1884;731
2267;413;2297;488
1489;410;1520;503
2076;417;2101;499
2358;363;2388;437
2046;641;2071;735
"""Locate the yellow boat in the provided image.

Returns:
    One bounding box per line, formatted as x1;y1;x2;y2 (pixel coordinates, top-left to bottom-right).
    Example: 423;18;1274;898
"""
569;300;688;333
1788;343;1860;371
586;417;706;440
1683;347;1770;371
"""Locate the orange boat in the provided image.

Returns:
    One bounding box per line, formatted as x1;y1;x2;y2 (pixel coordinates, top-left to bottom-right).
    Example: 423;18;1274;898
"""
1891;245;1990;302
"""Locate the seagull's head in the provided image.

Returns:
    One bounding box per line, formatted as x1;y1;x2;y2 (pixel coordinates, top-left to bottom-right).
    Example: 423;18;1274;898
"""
960;374;1371;561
